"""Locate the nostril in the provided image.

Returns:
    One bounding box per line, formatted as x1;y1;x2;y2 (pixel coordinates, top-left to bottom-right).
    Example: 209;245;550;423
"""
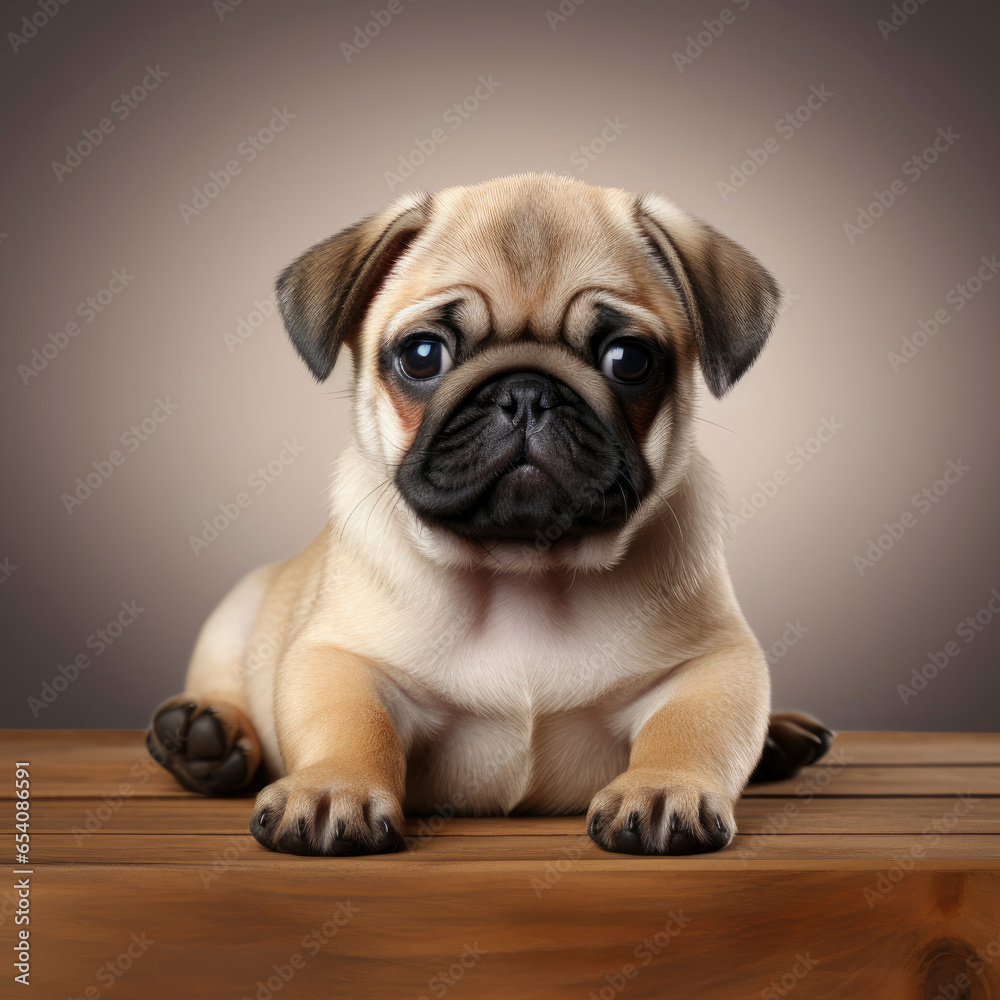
490;374;566;426
497;391;517;415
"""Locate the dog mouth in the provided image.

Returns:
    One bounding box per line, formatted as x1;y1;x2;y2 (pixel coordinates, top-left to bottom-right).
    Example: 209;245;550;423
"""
395;371;648;544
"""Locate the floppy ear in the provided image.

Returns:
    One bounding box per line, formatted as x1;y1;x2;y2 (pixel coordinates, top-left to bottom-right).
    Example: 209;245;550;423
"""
276;192;432;381
635;194;780;398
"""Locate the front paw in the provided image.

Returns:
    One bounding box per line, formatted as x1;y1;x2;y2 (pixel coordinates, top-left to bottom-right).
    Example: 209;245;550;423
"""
250;765;403;857
587;769;735;856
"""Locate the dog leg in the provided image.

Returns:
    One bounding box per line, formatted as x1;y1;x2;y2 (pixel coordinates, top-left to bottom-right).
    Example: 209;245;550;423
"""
146;566;274;794
588;641;770;855
249;645;406;856
749;711;835;783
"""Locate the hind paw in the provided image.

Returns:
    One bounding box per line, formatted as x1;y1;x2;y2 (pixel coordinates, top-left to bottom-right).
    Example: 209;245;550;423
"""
147;697;261;795
750;711;835;783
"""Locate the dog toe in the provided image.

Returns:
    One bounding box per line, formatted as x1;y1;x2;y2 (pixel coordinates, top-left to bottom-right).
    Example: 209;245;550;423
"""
250;774;403;857
750;711;836;783
587;777;734;856
151;704;193;752
185;711;226;758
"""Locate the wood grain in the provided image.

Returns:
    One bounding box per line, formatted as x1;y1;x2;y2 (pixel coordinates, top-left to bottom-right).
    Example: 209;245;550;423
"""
2;730;999;999
5;794;1000;836
29;832;1000;864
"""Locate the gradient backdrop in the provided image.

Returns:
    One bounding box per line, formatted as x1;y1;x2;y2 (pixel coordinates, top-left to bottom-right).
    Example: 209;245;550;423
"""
1;0;997;732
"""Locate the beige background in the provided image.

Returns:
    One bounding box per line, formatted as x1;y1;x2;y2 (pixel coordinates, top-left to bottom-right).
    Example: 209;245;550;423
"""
0;0;997;731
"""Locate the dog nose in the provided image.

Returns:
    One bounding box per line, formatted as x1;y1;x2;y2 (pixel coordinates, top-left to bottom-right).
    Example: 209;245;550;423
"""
494;373;560;430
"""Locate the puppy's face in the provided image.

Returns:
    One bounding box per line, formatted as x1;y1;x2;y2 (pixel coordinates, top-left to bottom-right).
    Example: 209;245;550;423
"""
277;175;779;572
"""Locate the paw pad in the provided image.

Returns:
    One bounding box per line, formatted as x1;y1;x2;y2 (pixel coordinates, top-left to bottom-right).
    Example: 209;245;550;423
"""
147;700;257;795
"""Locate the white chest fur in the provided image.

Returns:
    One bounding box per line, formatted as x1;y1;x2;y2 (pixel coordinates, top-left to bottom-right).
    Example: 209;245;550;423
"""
362;574;688;815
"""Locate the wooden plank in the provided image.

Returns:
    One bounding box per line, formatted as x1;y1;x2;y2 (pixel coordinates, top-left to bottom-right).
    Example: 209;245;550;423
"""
4;730;1000;798
0;731;186;799
3;729;998;999
733;795;998;836
7;794;1000;837
4;728;1000;763
24;867;1000;999
27;832;1000;865
828;731;1000;765
741;764;1000;797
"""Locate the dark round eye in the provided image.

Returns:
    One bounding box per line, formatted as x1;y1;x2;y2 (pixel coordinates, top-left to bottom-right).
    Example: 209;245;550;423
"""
399;339;452;380
600;342;652;383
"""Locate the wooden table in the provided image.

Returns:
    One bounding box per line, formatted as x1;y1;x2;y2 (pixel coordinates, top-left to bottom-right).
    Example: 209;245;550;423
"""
2;730;998;999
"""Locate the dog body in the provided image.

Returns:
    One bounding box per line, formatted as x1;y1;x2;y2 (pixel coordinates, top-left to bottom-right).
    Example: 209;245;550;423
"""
189;443;754;819
149;174;831;856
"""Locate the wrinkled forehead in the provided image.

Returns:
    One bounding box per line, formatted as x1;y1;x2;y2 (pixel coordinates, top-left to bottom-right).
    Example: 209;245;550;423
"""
394;179;655;337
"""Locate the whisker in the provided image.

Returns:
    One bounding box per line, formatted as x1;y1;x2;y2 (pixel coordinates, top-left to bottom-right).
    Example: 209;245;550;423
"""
695;415;737;435
661;497;685;546
339;478;390;541
560;566;579;595
382;492;408;542
364;479;396;537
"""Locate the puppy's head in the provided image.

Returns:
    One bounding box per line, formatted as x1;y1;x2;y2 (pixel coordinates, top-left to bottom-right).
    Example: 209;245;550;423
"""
277;174;778;572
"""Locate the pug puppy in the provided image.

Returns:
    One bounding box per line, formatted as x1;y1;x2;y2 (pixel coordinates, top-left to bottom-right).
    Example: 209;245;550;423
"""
147;173;833;857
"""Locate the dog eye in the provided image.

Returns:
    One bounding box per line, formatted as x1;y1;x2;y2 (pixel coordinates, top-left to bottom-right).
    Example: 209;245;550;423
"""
399;339;453;380
600;342;652;383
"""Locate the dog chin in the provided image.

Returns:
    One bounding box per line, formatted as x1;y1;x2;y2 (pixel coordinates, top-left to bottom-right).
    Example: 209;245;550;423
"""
402;514;632;575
